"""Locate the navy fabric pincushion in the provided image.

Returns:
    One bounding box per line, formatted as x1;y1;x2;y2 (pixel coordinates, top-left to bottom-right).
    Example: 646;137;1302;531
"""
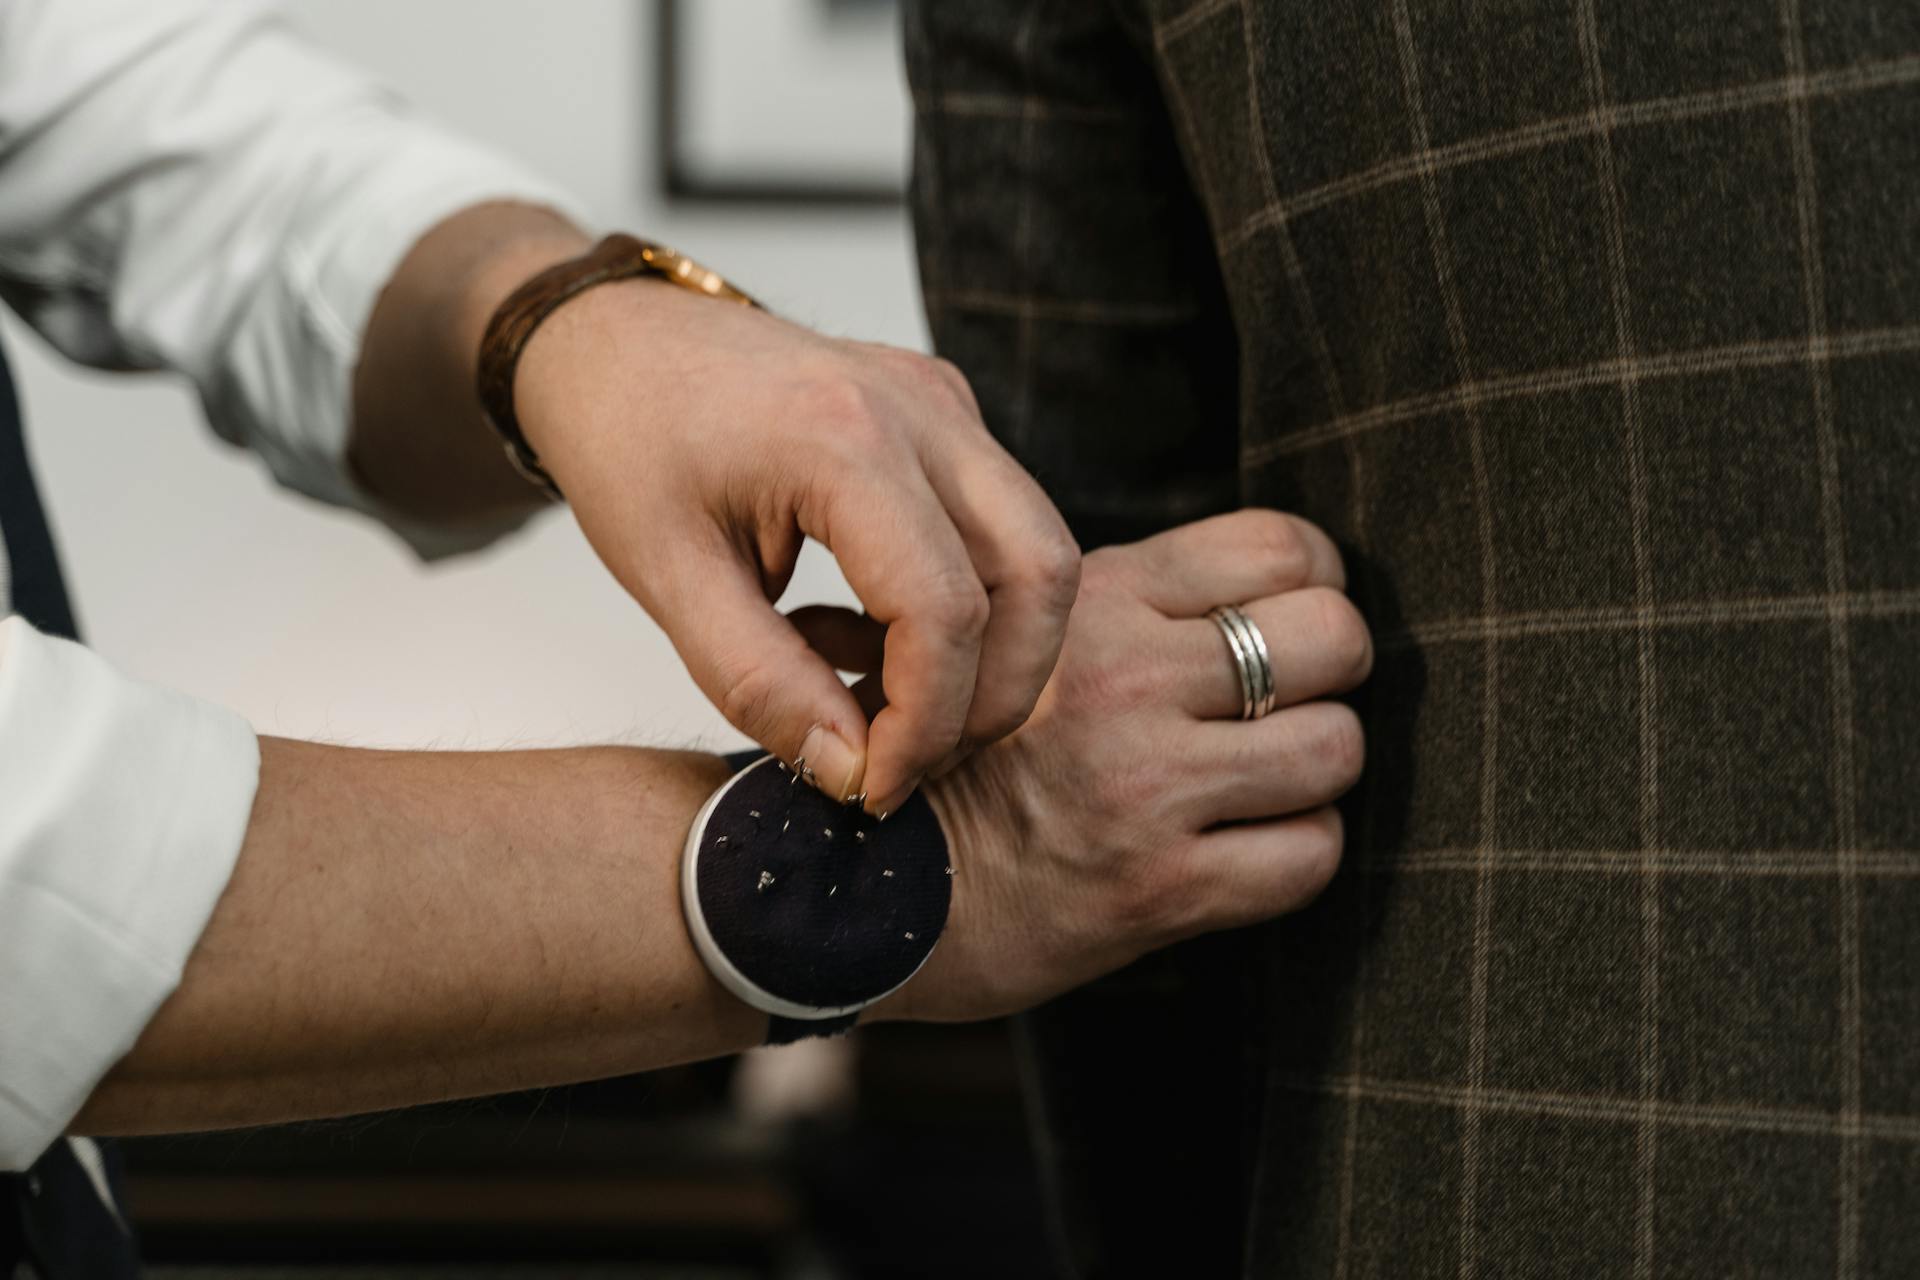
681;755;951;1019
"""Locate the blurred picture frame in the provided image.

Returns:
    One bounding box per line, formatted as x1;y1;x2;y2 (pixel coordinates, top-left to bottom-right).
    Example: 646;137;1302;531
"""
657;0;909;205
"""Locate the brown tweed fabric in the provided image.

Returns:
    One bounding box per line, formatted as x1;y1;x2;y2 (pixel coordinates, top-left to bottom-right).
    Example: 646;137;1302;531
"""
904;2;1920;1276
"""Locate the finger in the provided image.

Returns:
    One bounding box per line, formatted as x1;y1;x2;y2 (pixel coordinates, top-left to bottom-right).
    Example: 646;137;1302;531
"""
1121;509;1345;617
788;605;887;675
657;545;872;802
1176;587;1374;719
810;465;988;813
848;672;888;722
1176;807;1346;934
917;431;1081;751
1185;701;1365;825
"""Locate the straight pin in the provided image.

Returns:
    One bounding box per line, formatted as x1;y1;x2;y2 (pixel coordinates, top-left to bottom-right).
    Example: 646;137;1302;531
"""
781;817;790;834
829;885;838;897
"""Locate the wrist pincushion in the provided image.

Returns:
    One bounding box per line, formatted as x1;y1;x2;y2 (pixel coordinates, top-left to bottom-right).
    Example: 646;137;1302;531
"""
681;754;951;1041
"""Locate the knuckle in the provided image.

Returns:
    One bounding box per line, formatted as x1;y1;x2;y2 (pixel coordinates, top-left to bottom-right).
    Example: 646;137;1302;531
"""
1241;510;1309;587
1023;528;1085;611
1318;704;1367;789
717;662;783;741
1305;588;1374;686
800;370;888;446
886;350;982;418
923;575;992;637
1299;808;1346;894
920;354;983;417
799;366;867;418
928;355;975;399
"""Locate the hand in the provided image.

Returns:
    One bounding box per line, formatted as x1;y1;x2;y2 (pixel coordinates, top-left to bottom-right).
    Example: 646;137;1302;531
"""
872;510;1372;1024
514;280;1080;816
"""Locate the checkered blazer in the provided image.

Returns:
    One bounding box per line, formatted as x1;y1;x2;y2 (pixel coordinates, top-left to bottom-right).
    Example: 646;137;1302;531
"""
904;2;1920;1276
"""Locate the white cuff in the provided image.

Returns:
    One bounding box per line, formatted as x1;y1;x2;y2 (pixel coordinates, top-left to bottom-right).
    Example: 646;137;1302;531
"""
209;126;592;561
0;617;260;1169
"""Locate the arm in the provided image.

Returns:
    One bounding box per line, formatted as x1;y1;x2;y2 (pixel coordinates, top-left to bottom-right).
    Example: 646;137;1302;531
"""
75;738;757;1136
0;0;583;557
0;0;1079;811
345;201;588;522
347;195;1084;818
62;510;1369;1143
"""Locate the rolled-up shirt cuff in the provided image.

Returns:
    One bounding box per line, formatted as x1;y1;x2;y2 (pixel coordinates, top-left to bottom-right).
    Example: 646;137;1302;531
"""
0;616;259;1169
208;129;593;561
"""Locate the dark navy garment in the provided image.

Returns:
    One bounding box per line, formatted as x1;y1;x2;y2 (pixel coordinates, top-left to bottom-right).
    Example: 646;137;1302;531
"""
0;349;77;644
0;343;140;1278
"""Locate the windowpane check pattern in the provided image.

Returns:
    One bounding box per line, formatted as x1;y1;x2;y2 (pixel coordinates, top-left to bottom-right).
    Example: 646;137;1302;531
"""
906;2;1920;1275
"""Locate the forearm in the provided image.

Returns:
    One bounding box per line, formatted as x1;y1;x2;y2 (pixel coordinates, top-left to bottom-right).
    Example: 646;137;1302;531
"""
348;201;592;522
74;737;758;1137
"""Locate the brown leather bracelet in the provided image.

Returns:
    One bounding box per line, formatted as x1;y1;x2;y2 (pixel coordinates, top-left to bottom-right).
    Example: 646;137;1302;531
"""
475;233;760;499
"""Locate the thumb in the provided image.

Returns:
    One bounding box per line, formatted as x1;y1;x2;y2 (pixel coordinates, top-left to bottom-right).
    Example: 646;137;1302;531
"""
661;550;871;803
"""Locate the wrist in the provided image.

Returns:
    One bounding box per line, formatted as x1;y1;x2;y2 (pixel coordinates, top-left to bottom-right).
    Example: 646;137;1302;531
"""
452;228;594;376
510;274;685;464
858;767;1013;1025
603;747;769;1049
347;201;588;520
412;201;589;391
474;235;761;496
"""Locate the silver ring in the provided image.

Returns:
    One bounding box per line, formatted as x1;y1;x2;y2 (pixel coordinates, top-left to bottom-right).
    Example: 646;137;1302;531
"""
1207;604;1276;720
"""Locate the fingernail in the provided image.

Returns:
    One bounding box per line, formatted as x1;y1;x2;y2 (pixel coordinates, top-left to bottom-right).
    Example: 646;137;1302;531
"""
800;725;865;803
867;776;919;820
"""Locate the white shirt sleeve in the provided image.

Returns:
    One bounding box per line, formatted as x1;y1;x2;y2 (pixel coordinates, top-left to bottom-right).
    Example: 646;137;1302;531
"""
0;0;590;558
0;616;260;1170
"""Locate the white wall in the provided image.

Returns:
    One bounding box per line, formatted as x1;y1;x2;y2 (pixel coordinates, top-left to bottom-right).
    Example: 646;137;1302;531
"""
3;0;925;751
